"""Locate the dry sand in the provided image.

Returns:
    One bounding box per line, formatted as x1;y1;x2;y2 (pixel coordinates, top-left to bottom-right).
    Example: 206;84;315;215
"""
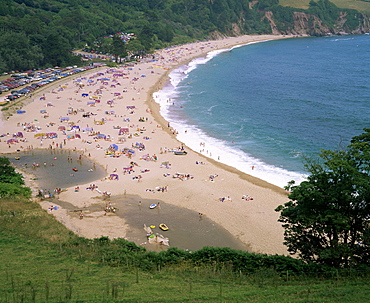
1;35;292;255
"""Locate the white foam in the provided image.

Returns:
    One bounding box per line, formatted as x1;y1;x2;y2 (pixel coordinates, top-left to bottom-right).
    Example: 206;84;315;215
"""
153;42;307;188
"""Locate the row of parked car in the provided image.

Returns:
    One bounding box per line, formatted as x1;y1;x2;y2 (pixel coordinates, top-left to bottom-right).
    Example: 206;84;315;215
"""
0;64;105;102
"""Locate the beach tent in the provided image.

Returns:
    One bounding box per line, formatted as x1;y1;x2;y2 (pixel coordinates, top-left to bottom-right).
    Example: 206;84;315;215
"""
82;93;89;97
60;117;70;122
119;128;129;135
109;144;118;150
109;174;119;180
67;134;81;139
40;110;47;113
16;110;26;114
46;133;58;138
13;132;23;138
96;134;106;139
82;127;93;132
7;139;18;144
34;133;46;138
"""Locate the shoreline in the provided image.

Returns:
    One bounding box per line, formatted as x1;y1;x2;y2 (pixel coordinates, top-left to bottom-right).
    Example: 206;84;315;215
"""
1;35;292;255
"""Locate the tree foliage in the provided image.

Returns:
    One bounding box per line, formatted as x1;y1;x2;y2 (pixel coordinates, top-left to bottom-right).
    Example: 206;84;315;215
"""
276;130;370;268
0;0;365;73
0;157;31;199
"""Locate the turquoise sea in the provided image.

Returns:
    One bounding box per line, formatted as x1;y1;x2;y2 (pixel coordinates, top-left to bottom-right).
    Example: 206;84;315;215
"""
154;35;370;187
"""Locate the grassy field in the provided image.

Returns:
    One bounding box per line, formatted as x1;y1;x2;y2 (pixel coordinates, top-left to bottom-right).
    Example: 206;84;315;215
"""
279;0;370;12
1;197;370;302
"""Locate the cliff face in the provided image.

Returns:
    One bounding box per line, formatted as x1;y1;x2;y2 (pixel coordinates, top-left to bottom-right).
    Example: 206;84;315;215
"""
264;11;370;36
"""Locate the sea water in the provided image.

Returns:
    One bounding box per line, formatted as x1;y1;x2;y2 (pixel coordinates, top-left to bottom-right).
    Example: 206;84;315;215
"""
154;35;370;188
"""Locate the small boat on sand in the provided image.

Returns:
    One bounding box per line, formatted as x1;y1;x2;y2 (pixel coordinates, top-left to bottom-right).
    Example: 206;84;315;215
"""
174;150;187;155
72;168;78;172
14;157;20;160
149;203;157;209
159;223;169;231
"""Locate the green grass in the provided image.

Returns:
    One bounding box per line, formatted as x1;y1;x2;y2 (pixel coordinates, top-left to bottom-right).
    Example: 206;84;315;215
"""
279;0;370;13
1;197;369;302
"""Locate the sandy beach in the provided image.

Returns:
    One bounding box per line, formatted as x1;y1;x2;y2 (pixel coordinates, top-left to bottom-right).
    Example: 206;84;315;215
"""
1;35;291;255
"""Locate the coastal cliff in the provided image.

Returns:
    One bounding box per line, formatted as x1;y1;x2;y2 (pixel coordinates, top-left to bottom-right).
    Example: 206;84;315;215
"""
217;1;370;38
273;11;370;36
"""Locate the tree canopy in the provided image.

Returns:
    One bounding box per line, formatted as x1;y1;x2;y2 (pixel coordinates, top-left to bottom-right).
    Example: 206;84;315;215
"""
276;130;370;268
0;0;366;73
0;157;31;198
